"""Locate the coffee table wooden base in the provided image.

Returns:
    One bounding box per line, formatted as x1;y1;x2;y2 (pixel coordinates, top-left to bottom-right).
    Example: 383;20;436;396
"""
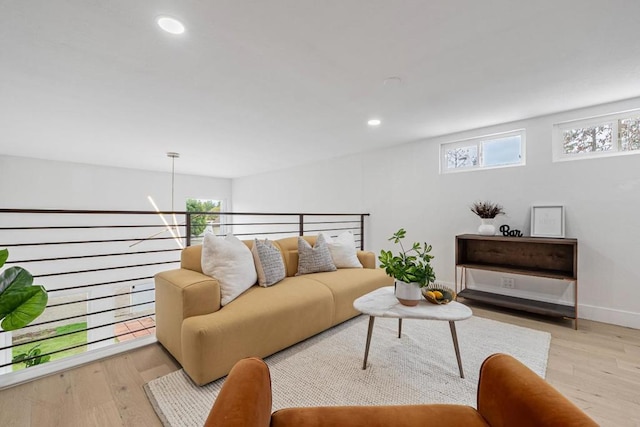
354;286;472;379
361;316;465;378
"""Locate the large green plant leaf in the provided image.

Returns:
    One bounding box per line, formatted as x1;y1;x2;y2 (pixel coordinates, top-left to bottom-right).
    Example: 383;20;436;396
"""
0;266;33;294
0;285;48;331
0;249;8;268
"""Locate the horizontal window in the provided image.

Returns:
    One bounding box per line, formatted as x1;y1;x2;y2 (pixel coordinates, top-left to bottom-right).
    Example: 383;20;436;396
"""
553;109;640;161
440;130;525;173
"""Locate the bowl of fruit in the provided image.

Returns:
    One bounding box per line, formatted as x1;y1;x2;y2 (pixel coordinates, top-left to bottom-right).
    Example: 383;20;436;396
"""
422;285;456;305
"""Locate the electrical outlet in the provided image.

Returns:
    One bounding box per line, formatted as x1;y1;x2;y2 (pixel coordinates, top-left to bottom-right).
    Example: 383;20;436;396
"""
500;277;515;289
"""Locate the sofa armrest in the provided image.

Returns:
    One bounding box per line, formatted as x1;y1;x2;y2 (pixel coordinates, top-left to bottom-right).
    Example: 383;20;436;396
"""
477;353;598;427
154;268;221;362
357;251;376;269
204;358;272;427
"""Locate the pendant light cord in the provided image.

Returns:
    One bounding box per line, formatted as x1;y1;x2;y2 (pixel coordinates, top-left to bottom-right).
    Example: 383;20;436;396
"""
171;155;175;211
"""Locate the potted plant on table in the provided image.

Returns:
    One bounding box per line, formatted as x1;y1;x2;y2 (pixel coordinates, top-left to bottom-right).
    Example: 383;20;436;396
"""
470;201;505;236
378;229;436;306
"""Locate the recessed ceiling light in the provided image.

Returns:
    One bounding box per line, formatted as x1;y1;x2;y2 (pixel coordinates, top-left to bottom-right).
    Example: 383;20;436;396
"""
367;119;381;126
157;17;185;35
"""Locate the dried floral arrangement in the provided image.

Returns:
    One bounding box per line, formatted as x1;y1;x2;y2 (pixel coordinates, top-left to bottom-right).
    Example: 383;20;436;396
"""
470;201;505;219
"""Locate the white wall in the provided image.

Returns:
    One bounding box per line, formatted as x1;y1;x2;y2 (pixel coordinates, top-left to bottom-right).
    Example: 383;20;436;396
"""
233;97;640;329
0;155;232;211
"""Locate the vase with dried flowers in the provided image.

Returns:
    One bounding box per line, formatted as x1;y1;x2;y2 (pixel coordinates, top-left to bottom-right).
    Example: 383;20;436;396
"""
470;201;505;236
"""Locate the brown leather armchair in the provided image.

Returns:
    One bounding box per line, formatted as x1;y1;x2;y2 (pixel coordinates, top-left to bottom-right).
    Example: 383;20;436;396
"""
205;353;598;427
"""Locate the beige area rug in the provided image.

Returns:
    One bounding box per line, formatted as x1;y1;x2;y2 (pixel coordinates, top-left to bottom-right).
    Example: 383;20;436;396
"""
145;315;551;427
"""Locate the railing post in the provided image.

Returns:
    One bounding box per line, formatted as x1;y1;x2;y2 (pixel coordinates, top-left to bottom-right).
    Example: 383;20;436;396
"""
299;214;304;236
185;213;192;247
360;214;365;250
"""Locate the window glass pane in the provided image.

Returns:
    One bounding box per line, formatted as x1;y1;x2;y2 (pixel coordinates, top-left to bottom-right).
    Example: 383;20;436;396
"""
619;117;640;151
186;199;222;245
446;146;478;169
482;136;522;166
562;124;613;154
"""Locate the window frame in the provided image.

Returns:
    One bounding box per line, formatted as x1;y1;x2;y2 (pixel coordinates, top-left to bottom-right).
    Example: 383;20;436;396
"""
439;129;526;174
552;108;640;162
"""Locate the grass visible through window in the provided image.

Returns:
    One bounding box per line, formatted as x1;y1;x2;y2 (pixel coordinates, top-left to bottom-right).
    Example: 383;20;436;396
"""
12;322;87;371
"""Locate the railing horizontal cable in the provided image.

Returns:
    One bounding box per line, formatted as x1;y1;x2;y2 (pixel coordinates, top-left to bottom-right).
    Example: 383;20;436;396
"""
33;260;178;278
227;230;301;237
46;288;154;308
194;221;299;227
209;220;361;227
0;208;369;216
6;248;181;264
304;226;362;233
0;224;181;230
1;236;186;247
298;220;361;225
47;276;153;293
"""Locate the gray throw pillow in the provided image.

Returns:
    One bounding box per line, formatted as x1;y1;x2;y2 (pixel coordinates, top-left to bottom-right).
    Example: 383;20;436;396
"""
251;239;286;287
296;234;337;275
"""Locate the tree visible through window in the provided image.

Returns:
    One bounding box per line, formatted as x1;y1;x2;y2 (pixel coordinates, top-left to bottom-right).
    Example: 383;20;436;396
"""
186;199;221;238
446;146;478;169
619;117;640;151
562;124;613;154
441;130;524;173
555;111;640;161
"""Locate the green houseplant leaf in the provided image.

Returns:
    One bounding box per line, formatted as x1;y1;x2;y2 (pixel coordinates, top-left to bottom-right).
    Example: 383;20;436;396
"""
0;266;34;293
0;285;48;331
0;249;8;268
378;229;436;287
0;249;48;331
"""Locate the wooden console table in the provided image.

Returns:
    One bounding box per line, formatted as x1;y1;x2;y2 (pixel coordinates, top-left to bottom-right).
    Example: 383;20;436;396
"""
455;234;578;329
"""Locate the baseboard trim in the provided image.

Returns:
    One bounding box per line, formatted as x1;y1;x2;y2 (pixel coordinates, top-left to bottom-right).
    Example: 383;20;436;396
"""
578;304;640;329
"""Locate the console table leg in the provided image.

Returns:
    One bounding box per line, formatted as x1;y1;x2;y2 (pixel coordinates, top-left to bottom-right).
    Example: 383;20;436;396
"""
449;321;464;378
398;318;402;338
362;316;375;369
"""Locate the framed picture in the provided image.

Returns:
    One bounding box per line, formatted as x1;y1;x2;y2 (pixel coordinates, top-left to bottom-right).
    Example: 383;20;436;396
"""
531;205;565;238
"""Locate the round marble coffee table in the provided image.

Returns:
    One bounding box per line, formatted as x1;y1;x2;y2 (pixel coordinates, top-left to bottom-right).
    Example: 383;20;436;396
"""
353;286;473;378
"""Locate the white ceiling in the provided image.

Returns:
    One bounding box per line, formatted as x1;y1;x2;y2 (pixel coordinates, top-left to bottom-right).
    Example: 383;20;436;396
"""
2;1;640;178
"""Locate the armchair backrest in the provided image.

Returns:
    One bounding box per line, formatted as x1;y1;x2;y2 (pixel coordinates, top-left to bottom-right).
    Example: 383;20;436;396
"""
204;357;272;427
477;353;598;427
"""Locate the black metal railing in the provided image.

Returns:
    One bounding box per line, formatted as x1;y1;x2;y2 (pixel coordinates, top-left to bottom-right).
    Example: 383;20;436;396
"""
0;209;368;377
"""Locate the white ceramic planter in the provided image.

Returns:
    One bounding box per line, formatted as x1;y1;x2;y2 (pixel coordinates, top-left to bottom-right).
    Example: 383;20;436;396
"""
395;280;422;306
478;218;496;236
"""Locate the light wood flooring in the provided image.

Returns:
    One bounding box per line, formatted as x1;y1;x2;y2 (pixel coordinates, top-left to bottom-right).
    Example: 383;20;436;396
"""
0;303;639;426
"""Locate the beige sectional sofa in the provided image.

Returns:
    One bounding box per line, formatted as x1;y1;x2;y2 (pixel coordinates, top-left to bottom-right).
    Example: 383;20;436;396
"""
154;235;393;386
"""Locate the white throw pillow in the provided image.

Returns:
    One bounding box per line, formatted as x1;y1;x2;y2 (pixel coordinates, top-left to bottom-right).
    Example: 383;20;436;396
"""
321;231;363;269
251;239;286;287
201;233;257;306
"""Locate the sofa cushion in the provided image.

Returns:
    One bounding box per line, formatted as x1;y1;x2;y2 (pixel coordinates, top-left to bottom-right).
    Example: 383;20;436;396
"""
304;268;394;324
296;234;337;275
202;233;258;306
321;231;363;269
181;276;335;385
252;239;286;287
